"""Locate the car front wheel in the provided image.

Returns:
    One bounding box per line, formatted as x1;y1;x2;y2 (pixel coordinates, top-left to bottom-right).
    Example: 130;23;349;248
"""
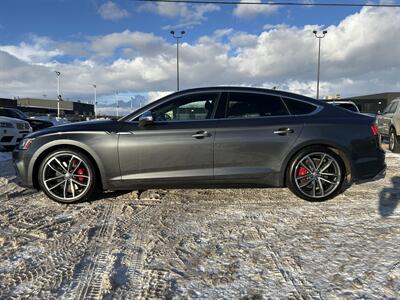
38;149;98;203
286;147;345;201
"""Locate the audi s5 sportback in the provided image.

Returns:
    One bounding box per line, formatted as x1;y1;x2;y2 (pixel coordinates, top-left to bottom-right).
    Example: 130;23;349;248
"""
13;87;386;203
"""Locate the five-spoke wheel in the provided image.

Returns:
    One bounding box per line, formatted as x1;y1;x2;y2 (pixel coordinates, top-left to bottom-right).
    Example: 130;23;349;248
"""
287;147;344;201
38;150;97;203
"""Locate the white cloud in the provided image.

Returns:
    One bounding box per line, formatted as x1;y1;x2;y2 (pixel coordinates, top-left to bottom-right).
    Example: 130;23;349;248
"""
139;2;219;28
98;1;129;21
1;5;400;109
233;0;279;19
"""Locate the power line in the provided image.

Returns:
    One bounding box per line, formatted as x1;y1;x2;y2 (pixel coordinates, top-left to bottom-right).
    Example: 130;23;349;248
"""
134;0;400;8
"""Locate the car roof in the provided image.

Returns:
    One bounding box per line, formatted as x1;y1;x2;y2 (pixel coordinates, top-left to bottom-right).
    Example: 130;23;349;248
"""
327;101;357;105
174;86;317;101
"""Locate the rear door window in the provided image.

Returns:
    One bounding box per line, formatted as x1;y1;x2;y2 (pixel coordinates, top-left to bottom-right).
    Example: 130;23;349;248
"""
389;101;399;113
225;92;289;118
283;98;317;115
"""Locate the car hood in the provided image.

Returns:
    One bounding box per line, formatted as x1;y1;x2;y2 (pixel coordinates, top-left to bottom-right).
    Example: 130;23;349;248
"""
26;118;53;125
27;120;120;138
0;116;28;124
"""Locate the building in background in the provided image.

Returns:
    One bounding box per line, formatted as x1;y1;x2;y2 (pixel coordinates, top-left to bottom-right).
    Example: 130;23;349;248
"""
0;98;17;108
341;93;400;114
0;98;94;117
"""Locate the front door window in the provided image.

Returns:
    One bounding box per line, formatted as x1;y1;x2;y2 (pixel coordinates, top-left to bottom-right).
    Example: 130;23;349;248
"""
152;93;219;121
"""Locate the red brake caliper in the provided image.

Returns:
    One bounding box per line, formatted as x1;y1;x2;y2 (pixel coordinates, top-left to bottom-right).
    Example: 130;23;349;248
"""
77;167;85;182
297;166;309;177
72;159;86;182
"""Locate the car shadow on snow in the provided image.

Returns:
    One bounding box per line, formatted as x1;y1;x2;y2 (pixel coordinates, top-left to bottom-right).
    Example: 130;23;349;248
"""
379;176;400;217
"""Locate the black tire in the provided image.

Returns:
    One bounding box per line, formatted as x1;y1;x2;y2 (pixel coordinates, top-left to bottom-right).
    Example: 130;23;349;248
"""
38;149;98;203
389;128;400;153
286;146;345;202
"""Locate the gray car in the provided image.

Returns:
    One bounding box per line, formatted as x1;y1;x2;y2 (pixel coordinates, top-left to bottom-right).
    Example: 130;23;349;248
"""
13;87;386;203
376;98;400;152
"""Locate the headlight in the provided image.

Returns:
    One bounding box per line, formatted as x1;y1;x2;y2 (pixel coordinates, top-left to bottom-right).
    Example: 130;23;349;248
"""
0;122;14;128
19;138;35;150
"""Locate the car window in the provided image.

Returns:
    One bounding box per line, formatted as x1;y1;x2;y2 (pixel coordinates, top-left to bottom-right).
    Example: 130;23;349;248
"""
225;92;289;119
389;101;399;113
0;109;13;117
283;98;317;115
336;103;359;112
151;93;219;121
383;103;393;114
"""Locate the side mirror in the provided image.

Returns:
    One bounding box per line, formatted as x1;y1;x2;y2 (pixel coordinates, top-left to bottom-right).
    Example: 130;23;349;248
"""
139;111;154;127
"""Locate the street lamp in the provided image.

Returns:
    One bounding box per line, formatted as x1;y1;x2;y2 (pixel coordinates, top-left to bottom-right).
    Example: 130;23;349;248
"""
92;84;97;119
55;71;61;118
313;30;327;100
170;30;185;91
115;91;119;118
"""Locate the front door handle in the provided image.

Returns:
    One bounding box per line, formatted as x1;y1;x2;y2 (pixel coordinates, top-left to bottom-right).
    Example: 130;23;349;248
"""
192;131;211;139
273;128;294;135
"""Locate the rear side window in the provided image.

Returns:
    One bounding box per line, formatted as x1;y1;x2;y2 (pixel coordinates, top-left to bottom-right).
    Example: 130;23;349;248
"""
226;92;289;118
283;98;317;115
389;101;399;113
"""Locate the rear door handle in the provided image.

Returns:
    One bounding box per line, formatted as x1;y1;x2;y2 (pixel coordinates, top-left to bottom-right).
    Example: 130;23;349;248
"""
192;131;211;139
273;128;294;135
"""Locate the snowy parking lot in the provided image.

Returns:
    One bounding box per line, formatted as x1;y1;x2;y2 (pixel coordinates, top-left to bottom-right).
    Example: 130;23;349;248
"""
0;149;399;299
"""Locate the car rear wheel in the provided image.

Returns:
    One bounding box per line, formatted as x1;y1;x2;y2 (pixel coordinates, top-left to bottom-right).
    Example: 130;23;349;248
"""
38;149;98;203
389;128;400;153
286;147;345;201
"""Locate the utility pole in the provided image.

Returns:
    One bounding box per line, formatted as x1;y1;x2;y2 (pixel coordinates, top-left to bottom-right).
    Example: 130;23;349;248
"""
170;30;185;91
313;30;327;100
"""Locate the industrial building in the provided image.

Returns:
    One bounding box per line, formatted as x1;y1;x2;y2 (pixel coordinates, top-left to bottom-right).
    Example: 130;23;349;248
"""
341;92;400;114
0;98;94;117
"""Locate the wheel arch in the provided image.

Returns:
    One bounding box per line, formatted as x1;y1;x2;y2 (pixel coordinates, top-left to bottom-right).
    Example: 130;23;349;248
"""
280;141;353;187
31;141;106;191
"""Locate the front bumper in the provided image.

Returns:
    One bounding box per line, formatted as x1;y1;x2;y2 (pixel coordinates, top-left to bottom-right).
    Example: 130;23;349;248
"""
13;149;34;188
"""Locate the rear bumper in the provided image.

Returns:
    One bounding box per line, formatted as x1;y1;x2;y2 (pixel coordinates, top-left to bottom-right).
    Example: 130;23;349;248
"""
352;148;386;183
354;164;386;184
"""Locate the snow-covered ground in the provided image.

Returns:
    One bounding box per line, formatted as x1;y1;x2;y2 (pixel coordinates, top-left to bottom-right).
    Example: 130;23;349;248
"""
0;150;399;299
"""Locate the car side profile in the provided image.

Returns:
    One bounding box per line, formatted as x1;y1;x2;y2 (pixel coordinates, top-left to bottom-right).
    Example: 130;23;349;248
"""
376;98;400;152
13;87;385;203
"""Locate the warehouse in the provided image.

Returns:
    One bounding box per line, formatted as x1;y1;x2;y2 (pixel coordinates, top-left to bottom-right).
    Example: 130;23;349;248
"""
341;92;400;114
0;98;94;117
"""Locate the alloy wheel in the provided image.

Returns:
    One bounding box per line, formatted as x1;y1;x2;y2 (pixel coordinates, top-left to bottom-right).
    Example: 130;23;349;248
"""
42;153;92;202
390;132;395;151
294;152;341;199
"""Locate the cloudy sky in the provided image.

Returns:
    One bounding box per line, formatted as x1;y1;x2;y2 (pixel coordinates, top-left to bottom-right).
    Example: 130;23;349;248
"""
0;0;399;115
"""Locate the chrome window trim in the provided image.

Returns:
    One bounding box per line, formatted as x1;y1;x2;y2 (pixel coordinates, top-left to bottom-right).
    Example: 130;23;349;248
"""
125;89;323;122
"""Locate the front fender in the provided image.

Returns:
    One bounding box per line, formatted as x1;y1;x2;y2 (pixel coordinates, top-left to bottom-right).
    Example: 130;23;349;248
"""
28;132;119;190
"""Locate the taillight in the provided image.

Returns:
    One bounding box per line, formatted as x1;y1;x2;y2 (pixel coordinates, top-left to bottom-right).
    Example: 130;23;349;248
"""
371;124;379;136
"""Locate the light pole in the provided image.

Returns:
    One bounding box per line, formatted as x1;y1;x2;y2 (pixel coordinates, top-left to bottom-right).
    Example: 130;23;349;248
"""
55;71;61;118
313;30;327;100
115;91;119;118
170;30;185;91
93;84;97;119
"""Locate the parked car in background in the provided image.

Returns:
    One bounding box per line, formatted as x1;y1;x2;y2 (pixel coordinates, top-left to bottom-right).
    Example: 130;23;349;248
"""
0;116;32;151
377;98;400;152
327;101;360;113
0;108;53;131
14;87;385;203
